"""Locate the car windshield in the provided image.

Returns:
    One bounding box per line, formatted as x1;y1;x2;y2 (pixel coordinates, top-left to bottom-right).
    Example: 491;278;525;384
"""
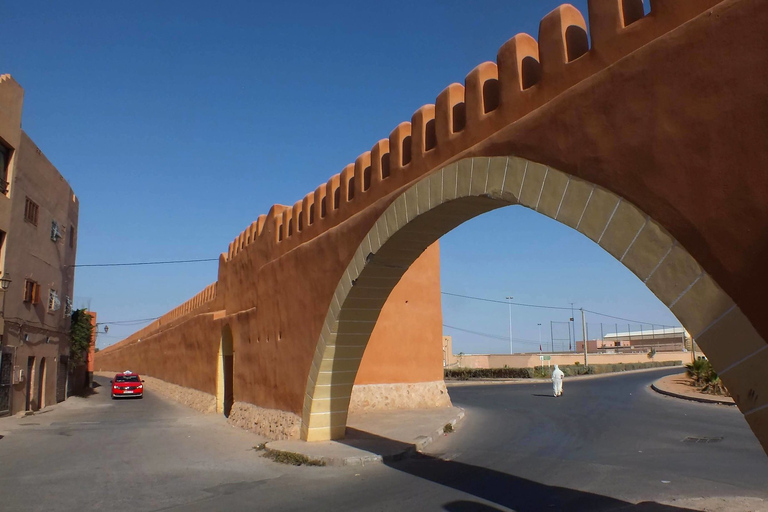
115;375;140;382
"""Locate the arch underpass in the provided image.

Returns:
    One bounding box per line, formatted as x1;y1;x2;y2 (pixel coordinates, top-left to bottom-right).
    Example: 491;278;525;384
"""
95;0;768;453
302;156;764;441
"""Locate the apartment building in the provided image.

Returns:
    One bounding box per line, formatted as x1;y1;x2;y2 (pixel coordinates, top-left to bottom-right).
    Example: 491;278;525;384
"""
0;75;79;416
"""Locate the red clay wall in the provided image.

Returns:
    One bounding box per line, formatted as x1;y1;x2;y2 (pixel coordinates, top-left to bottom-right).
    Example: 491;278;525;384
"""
94;242;445;402
355;242;443;385
94;313;220;395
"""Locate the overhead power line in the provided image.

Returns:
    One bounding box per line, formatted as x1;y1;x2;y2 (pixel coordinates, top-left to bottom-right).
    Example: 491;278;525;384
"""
442;291;679;328
98;316;161;325
441;292;571;311
443;324;541;345
70;258;218;268
581;309;678;328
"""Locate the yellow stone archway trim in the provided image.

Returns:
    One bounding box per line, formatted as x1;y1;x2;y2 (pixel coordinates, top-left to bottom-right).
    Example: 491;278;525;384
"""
302;156;767;442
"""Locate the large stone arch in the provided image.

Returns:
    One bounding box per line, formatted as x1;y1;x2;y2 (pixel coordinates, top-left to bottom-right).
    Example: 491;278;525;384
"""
302;156;767;446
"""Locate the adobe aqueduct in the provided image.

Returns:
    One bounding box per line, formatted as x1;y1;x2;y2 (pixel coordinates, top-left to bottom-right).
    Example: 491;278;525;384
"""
96;0;768;453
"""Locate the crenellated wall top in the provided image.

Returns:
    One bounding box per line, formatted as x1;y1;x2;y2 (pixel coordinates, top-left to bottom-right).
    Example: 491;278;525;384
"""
221;0;722;267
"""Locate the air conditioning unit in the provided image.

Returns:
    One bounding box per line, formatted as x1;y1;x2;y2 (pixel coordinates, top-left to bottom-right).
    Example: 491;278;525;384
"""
50;221;62;242
48;290;61;312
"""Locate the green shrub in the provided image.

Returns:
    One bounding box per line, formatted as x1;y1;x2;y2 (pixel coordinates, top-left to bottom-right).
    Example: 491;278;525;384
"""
262;449;326;466
444;367;533;380
445;360;681;380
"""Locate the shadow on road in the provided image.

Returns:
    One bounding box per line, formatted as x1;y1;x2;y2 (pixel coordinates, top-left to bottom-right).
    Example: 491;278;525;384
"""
531;394;557;398
333;429;697;512
340;427;416;459
390;452;696;512
73;382;102;399
443;500;507;511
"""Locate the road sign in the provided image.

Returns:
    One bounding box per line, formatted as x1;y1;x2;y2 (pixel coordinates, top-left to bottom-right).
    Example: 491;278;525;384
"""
541;355;551;361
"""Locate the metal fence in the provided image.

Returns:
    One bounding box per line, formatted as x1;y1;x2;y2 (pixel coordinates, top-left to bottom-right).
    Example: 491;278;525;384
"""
541;321;687;353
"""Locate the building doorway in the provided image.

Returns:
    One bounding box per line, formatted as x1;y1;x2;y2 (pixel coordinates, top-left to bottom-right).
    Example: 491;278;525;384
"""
0;349;12;416
37;357;46;410
56;355;68;403
216;326;234;417
25;356;34;411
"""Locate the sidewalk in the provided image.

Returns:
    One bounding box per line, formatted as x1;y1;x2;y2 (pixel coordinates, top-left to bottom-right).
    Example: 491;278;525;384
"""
266;406;465;467
651;372;735;406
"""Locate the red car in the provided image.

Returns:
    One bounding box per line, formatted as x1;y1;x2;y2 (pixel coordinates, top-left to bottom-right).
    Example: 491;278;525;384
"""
110;371;144;399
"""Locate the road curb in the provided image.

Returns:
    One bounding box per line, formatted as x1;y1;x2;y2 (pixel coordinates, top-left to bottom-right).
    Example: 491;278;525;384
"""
264;408;466;467
650;383;736;406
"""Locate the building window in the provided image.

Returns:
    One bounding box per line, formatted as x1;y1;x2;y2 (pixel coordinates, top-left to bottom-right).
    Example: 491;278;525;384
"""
23;279;41;304
47;290;61;313
64;296;73;316
0;143;10;195
69;225;75;248
24;198;39;226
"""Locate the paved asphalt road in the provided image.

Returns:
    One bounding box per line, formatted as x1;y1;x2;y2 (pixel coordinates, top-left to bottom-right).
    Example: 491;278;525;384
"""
0;368;766;512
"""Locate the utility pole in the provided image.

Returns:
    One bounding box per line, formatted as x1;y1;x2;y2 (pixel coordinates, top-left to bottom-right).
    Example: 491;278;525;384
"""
581;308;589;367
569;302;575;351
550;321;554;353
538;323;542;352
506;296;514;354
690;330;696;362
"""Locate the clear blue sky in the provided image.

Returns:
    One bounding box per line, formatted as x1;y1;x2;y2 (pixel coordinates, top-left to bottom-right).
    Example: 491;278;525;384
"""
5;0;677;352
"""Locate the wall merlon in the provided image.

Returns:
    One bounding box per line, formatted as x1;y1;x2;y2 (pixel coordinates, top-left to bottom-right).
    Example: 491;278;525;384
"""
282;206;294;240
292;199;303;235
389;121;412;172
313;183;327;225
265;204;288;243
370;139;390;185
340;163;355;206
411;104;436;160
435;83;466;148
246;221;257;245
539;4;589;78
325;173;341;217
465;62;499;131
354;151;372;196
302;192;314;230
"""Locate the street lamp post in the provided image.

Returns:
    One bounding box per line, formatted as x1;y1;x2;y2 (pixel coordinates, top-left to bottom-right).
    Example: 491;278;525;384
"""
0;274;11;320
581;308;589;367
506;296;513;354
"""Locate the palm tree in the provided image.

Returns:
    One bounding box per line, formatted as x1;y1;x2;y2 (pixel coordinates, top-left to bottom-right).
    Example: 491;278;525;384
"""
685;358;709;386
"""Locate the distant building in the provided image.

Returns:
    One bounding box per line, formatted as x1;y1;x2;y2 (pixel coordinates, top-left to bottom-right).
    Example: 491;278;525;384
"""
576;327;690;354
0;75;80;416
